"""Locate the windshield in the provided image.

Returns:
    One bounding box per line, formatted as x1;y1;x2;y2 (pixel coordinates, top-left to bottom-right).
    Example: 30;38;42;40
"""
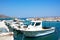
35;22;41;26
31;22;35;26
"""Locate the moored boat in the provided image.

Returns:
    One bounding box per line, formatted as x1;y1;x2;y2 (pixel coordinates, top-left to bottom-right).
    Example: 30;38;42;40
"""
5;18;55;37
19;20;55;37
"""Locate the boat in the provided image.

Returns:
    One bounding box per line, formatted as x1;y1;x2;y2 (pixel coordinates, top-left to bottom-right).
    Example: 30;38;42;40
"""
0;20;14;40
19;20;55;37
6;19;55;37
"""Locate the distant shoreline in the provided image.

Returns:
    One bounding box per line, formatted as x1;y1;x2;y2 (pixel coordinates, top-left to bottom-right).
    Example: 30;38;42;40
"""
0;14;10;18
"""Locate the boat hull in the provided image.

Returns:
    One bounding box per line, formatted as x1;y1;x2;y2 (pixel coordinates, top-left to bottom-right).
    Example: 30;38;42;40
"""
21;28;55;37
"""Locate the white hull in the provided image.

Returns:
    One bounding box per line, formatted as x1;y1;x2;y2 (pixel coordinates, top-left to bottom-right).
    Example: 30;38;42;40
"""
21;27;55;37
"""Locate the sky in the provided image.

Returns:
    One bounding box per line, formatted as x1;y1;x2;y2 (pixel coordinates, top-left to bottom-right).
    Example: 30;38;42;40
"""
0;0;60;18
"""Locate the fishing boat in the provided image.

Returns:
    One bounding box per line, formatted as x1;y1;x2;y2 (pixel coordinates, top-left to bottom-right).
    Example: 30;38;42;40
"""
0;20;14;40
6;19;55;37
19;20;55;37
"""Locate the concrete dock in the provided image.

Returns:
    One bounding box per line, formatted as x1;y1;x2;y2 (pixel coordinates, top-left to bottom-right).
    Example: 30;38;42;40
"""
0;20;14;40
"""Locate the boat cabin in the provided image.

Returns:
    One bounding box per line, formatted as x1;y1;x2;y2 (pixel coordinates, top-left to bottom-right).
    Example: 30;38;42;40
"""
28;21;42;28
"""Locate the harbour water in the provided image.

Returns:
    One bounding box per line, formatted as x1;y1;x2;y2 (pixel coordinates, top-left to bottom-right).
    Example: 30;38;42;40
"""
0;18;60;40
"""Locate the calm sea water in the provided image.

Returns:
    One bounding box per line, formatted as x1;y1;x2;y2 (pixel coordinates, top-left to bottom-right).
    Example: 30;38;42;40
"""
1;18;60;40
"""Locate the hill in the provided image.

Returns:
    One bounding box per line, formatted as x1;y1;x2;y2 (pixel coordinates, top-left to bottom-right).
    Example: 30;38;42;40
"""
0;14;10;18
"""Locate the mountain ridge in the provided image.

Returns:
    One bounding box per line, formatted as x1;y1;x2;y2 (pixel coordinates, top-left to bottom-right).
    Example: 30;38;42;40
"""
0;14;10;18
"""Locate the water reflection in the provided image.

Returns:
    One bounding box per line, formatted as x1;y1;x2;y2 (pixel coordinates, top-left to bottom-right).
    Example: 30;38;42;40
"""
13;30;24;40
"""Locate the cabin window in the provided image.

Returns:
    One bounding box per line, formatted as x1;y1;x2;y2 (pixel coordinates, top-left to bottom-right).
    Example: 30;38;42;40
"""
35;22;40;26
31;22;35;26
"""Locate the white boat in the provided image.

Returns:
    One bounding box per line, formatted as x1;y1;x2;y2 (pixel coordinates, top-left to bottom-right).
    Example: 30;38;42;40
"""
19;20;55;37
6;20;55;37
0;20;14;40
